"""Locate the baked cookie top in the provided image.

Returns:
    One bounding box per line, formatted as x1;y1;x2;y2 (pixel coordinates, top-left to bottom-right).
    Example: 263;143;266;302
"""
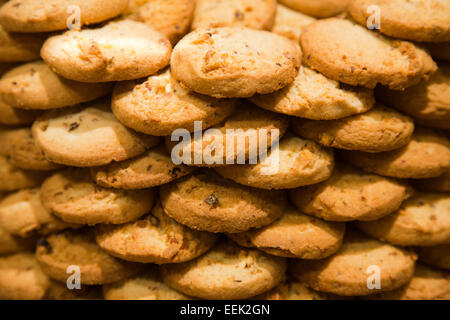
255;280;327;300
0;154;47;192
271;4;315;43
0;25;46;62
0;100;40;126
279;0;350;18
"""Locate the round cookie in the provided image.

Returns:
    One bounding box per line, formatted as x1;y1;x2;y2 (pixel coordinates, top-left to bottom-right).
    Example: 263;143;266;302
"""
191;0;277;31
292;105;415;152
0;100;40;126
289;165;412;222
0;25;46;62
349;0;450;43
0;61;113;110
271;4;316;43
95;201;218;264
0;188;77;237
227;206;345;259
32;100;160;167
103;269;190;300
424;42;450;62
289;231;417;296
36;229;143;285
341;128;450;179
0;154;47;191
122;0;195;44
166;102;289;167
376;63;450;125
160;170;287;233
171;27;301;98
250;65;374;120
301;18;437;90
41;20;171;83
214;133;334;190
0;227;36;255
279;0;349;18
0;0;129;33
45;280;102;300
111;69;236;136
162;240;286;300
255;280;327;300
41;168;155;226
367;264;450;300
0;252;50;300
413;170;450;193
419;245;450;270
357;193;450;246
91;145;193;190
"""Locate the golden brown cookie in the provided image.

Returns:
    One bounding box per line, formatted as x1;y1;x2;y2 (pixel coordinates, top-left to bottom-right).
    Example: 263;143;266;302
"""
289;165;412;222
228;206;345;259
36;229;143;285
0;226;36;255
0;100;40;126
0;154;47;192
40;168;155;226
214;133;334;189
419;245;450;270
271;4;315;43
413;170;450;193
41;20;172;82
122;0;195;44
250;65;374;120
357;193;450;246
162;240;286;300
292;105;414;152
191;0;277;31
301;18;437;90
279;0;349;18
349;0;450;42
95;201;218;264
32;101;160;167
255;280;327;300
0;188;77;237
45;280;102;300
91;145;193;190
171;27;301;98
341;128;450;179
0;25;46;62
0;0;129;32
0;252;50;300
111;69;236;136
0;61;113;110
289;231;417;296
160;170;287;233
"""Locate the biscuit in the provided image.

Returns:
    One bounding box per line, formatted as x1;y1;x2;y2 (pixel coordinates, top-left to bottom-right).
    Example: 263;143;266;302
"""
32;101;160;167
0;61;113;110
0;252;50;300
289;165;412;222
91;145;193;190
271;4;315;43
301;18;437;90
0;227;36;256
424;42;450;62
0;0;129;32
376;63;450;126
191;0;277;31
41;168;155;226
292;105;415;152
166;102;289;167
227;206;345;259
0;100;40;126
366;264;450;300
214;133;334;190
36;229;143;285
41;20;172;82
349;0;450;42
412;170;450;193
279;0;349;18
103;268;190;300
255;280;327;300
357;193;450;246
419;245;450;270
95;201;218;264
0;25;46;62
160;170;287;233
171;27;301;98
45;280;102;300
122;0;195;44
250;65;374;120
0;154;47;191
111;69;236;136
162;240;286;300
341;128;450;179
289;231;417;296
0;188;78;237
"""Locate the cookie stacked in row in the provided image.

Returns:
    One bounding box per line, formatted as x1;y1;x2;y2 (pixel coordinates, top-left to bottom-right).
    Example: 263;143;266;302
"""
0;0;449;300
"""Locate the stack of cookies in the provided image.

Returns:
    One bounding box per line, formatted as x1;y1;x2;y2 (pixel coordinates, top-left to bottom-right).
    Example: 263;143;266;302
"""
0;0;449;301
